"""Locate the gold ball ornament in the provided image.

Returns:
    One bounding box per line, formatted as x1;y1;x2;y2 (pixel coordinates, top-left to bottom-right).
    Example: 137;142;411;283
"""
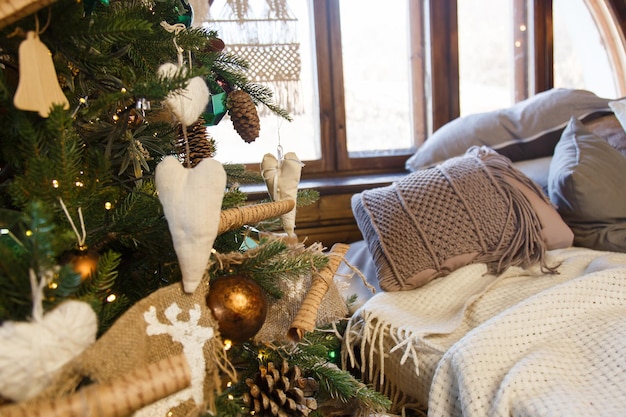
62;246;99;281
206;274;268;343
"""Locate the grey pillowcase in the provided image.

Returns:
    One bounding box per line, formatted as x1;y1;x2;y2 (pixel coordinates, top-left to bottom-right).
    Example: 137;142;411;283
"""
548;117;626;252
406;88;612;171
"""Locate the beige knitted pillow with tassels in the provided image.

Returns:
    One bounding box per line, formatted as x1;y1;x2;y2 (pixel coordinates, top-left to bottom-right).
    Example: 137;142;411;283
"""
353;146;570;292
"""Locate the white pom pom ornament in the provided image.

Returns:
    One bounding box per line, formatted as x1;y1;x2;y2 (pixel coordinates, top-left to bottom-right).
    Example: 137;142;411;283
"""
0;300;97;402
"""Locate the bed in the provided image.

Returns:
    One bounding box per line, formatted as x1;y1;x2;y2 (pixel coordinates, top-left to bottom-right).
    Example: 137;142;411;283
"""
335;88;626;416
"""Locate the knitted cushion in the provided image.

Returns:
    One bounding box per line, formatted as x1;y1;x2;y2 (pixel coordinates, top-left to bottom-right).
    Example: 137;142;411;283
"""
353;147;570;291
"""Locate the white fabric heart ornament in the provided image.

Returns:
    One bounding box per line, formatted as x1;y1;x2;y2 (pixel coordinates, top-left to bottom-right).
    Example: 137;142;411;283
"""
0;300;97;402
261;152;303;237
158;63;209;126
155;156;226;293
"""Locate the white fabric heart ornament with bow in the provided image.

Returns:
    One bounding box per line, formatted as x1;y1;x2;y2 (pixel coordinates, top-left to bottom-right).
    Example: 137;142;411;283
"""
261;152;303;237
155;156;226;293
157;63;209;126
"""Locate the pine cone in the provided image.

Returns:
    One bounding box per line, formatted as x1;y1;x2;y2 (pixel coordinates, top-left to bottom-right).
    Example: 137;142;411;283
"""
227;90;260;143
242;360;318;417
177;116;217;167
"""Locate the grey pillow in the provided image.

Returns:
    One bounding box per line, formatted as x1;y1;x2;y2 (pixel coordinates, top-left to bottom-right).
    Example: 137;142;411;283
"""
512;156;552;193
406;88;612;171
548;117;626;252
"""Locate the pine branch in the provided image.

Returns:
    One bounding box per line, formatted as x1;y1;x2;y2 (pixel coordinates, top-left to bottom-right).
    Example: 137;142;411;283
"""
309;361;391;413
79;250;121;296
224;163;264;185
297;189;320;207
209;239;327;299
212;51;251;75
108;182;168;251
95;293;130;337
237;340;391;415
242;83;292;121
67;17;154;47
222;186;248;209
243;240;328;298
0;211;32;322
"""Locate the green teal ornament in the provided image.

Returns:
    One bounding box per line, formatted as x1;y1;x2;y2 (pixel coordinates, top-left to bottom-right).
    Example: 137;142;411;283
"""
175;0;194;27
202;79;228;126
83;0;109;15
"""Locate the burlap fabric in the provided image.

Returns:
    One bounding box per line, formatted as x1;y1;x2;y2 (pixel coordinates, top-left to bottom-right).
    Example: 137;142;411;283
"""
38;281;233;417
254;265;349;343
353;146;555;291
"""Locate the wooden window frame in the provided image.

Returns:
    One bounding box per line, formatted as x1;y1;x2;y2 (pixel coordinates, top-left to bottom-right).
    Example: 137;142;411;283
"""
248;0;625;183
306;0;415;178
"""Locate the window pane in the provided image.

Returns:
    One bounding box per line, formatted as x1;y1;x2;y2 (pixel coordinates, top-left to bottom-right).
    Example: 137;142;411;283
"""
458;0;515;115
339;0;413;157
205;0;320;164
553;0;618;98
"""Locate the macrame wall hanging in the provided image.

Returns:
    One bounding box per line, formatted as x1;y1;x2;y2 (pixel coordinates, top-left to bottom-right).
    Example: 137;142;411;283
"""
209;0;304;115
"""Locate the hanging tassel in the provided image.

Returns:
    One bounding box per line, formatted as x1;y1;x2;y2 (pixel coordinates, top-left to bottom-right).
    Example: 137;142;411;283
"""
13;31;69;117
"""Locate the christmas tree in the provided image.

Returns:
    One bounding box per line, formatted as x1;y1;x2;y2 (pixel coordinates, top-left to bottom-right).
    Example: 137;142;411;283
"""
0;0;390;416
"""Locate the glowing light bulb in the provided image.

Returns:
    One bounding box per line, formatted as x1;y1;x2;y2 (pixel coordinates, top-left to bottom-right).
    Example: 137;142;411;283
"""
106;294;117;302
49;282;58;289
121;87;127;93
105;202;112;210
223;339;232;350
52;179;59;188
25;230;33;237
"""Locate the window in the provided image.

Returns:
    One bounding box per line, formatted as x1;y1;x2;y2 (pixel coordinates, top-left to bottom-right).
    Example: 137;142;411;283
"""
205;0;320;165
457;0;516;115
553;0;624;98
201;0;626;179
338;0;413;158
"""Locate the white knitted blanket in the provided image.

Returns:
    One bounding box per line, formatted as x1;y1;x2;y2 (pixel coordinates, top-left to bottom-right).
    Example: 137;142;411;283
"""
342;247;626;415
